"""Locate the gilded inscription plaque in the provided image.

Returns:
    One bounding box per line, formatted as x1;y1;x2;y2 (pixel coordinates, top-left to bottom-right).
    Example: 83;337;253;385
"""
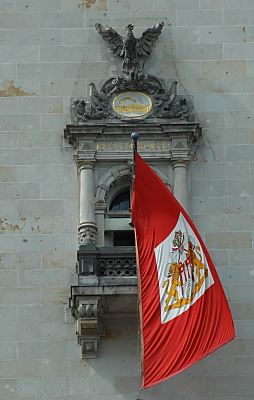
112;91;152;120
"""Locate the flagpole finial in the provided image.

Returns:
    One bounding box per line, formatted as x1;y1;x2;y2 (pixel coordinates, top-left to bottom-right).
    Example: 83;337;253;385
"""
131;132;139;151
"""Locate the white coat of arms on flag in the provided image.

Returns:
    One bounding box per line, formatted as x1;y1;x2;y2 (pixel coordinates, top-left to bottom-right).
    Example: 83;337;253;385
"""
154;213;214;324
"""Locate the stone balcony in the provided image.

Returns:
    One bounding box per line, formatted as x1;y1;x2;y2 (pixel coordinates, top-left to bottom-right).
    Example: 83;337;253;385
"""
69;246;138;359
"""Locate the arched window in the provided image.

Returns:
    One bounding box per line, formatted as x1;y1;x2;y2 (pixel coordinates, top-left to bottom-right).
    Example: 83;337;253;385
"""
109;190;130;211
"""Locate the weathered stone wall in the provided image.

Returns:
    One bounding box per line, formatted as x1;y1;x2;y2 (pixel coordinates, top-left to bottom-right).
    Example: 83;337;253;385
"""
0;0;253;398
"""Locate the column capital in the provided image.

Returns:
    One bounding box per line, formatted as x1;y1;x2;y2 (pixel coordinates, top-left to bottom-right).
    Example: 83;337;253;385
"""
171;159;190;169
74;153;96;170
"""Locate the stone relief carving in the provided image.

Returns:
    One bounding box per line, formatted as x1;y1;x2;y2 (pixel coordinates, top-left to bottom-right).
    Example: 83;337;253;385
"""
71;22;195;123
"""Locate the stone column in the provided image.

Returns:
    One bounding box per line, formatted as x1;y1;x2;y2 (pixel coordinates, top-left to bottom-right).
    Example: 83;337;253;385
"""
78;160;97;247
172;161;189;212
95;203;107;247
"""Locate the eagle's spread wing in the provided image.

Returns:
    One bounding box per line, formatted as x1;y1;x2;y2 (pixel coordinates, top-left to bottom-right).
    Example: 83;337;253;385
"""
137;21;164;56
95;23;123;57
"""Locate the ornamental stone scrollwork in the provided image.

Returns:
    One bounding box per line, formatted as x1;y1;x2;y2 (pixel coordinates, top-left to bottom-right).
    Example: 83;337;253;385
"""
71;21;195;123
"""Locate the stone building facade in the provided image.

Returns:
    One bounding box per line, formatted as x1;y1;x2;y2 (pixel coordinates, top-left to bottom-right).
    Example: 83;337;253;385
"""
0;0;254;399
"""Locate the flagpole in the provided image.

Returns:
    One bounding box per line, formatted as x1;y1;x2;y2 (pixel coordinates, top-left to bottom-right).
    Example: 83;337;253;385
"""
130;132;144;394
131;131;139;178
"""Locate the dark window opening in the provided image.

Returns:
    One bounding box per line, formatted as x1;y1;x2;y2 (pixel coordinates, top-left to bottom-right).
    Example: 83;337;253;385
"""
113;231;135;246
110;190;130;211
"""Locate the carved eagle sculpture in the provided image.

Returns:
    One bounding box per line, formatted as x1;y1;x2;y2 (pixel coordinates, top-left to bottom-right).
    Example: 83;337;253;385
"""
95;22;164;77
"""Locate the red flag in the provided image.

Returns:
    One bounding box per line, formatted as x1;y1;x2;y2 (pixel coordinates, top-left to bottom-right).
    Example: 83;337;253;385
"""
132;152;235;389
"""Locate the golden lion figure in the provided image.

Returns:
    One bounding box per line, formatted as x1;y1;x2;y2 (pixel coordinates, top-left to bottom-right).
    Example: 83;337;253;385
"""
163;241;208;312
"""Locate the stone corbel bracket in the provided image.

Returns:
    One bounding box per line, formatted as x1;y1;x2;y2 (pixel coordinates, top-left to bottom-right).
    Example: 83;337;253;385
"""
71;295;102;359
70;285;137;359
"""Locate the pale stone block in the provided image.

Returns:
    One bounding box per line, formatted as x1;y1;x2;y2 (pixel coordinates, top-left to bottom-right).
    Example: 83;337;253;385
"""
191;162;227;180
227;214;254;231
0;148;40;165
199;26;249;44
40;114;66;131
17;62;63;80
0;166;17;182
228;179;254;196
18;304;65;322
226;162;250;179
192;179;227;197
230;285;254;302
0;342;17;360
0;63;16;80
0;305;17;322
0;253;18;270
0;29;16;45
206;232;252;249
0;12;39;28
18;269;66;288
209;249;229;267
230;249;254;267
201;60;247;79
247;60;254;77
0;183;39;199
18;340;66;360
0;379;17;397
171;27;199;44
192;214;227;233
40;11;84;28
223;43;254;60
205;196;250;214
199;94;250;112
227;145;254;162
197;112;226;128
16;28;62;46
208;376;254;394
200;0;254;7
154;0;199;9
42;378;67;397
41;251;76;269
18;165;65;183
231;303;254;320
176;9;222;26
41;359;89;378
62;28;100;45
235;321;254;340
223;9;254;26
40;181;75;199
177;78;224;94
18;97;63;114
234;357;254;376
40;45;98;63
224;77;254;93
0;200;18;217
0;114;40;132
189;356;234;376
18;130;62;148
0;288;42;305
18;200;65;217
0;45;39;63
18;252;42;270
16;0;61;11
0;271;17;287
41;79;88;97
16;378;41;397
0;360;41;378
63;62;109;80
176;44;223;61
18;234;67;253
0;98;18;115
204;128;251;145
42;286;69;305
191;196;205;215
